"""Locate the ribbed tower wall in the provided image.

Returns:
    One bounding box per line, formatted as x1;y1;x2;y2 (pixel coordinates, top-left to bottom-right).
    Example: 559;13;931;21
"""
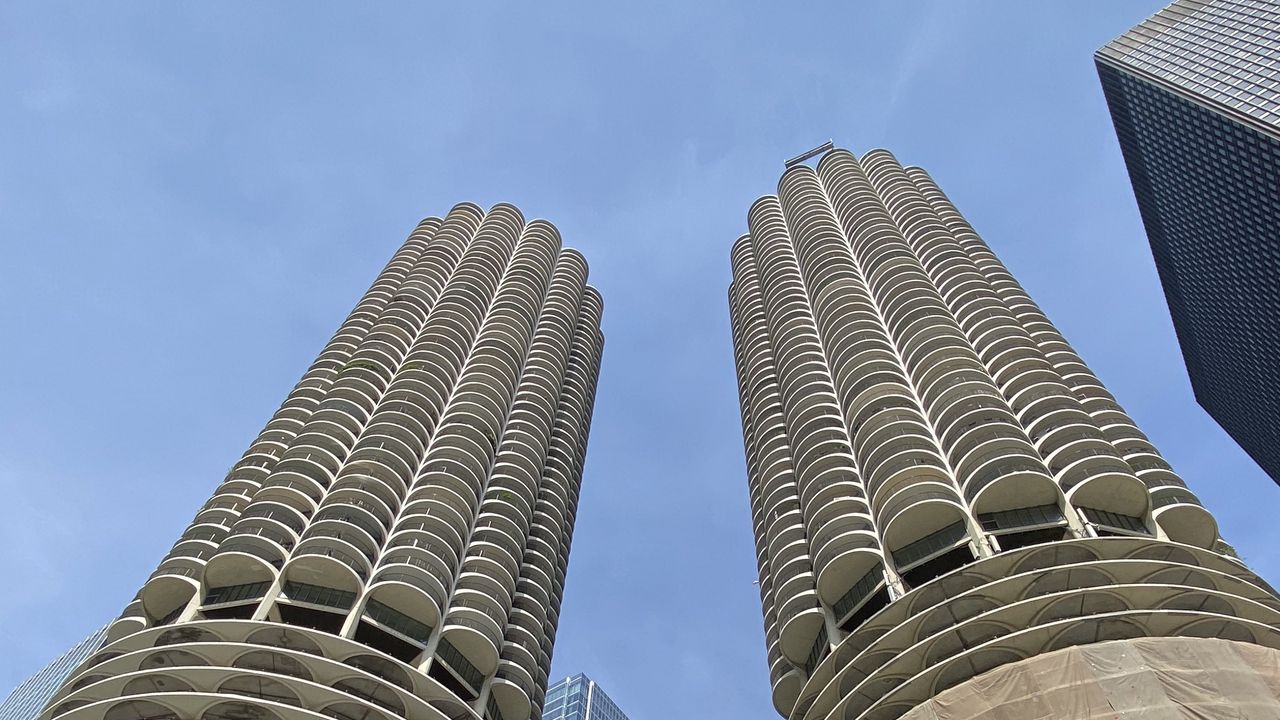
44;204;605;720
728;149;1280;720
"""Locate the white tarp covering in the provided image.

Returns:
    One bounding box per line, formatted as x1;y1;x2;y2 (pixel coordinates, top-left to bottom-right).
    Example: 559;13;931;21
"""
901;637;1280;720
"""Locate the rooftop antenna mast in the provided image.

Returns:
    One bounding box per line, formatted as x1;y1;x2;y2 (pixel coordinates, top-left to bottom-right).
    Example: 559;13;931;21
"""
784;139;834;168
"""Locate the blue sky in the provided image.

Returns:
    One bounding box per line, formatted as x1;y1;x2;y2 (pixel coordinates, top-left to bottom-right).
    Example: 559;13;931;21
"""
3;2;1277;718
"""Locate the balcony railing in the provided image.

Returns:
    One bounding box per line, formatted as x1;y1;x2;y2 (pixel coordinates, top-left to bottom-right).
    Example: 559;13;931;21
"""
203;581;270;606
283;580;356;610
365;598;432;644
890;520;969;569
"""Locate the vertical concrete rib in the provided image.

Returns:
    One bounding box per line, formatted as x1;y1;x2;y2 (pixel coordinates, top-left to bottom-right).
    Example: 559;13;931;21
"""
522;284;604;718
433;219;561;685
728;239;808;711
742;202;838;670
53;204;602;720
489;248;586;720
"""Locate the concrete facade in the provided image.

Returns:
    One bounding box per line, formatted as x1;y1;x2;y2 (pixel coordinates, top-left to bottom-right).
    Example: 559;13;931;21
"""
41;204;605;720
727;147;1280;719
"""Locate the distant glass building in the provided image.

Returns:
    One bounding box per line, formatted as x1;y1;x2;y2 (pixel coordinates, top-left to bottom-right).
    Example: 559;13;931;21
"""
1;626;108;720
542;675;628;720
1096;0;1280;485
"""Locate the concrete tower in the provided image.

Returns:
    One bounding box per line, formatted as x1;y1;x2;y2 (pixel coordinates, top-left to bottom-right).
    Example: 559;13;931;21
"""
728;148;1280;720
42;203;604;720
1097;0;1280;485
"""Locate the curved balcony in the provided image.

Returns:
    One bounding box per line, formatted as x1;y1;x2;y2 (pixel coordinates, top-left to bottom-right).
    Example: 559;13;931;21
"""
777;574;826;655
1124;453;1186;489
180;524;232;547
914;360;985;406
1152;490;1217;549
202;550;278;601
299;522;378;568
853;407;931;453
371;398;433;443
803;473;864;512
972;324;1037;366
224;520;298;560
988;352;1053;391
1025;405;1095;446
415;453;488;510
491;434;546;486
899;334;974;381
200;492;254;518
923;376;1004;424
771;665;806;719
377;383;440;433
460;542;521;592
944;414;1026;468
404;476;479;528
294;423;355;462
797;458;863;507
1061;458;1150;522
139;565;199;626
498;628;541;688
238;504;308;537
998;363;1070;404
1005;377;1069;413
849;394;918;438
523;536;558;578
259;471;327;507
439;612;502;677
161;540;219;571
369;553;449;616
496;648;537;699
474;511;529;556
333;464;407;509
358;580;439;649
105;602;150;644
390;501;466;549
310;503;387;546
879;483;968;557
489;672;532;720
327;375;383;416
813;520;883;606
770;542;811;590
865;453;950;511
342;449;414;495
930;391;1009;444
288;537;371;586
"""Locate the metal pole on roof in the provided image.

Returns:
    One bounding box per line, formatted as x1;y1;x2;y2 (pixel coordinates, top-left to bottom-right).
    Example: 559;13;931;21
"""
784;140;834;168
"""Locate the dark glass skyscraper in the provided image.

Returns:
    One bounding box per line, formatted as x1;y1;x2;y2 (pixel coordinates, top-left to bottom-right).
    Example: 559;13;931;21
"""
1096;0;1280;485
541;675;627;720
